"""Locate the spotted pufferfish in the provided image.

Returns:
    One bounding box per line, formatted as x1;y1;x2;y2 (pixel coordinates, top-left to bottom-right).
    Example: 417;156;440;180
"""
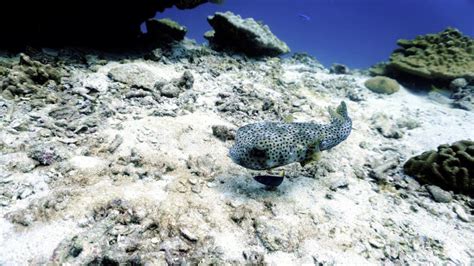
229;101;351;186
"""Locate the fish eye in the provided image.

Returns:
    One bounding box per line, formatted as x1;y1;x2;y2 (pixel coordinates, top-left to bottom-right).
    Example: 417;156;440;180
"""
249;147;266;158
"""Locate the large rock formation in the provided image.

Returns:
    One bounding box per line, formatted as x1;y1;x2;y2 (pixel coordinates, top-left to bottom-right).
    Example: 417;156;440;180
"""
205;11;290;57
387;28;474;83
0;0;217;48
146;18;188;43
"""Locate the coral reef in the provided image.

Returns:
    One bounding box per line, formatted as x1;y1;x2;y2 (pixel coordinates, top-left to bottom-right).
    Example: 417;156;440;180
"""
404;140;474;196
205;11;290;56
387;28;474;83
364;76;400;94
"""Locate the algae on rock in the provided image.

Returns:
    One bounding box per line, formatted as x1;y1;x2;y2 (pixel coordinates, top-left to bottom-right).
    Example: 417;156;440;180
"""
388;28;474;82
403;140;474;196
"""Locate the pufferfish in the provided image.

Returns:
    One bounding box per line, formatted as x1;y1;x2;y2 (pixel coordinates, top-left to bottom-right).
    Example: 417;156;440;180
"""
229;101;352;186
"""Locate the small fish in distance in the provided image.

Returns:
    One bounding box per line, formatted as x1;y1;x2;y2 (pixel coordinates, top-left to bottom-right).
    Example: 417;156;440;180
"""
298;14;311;21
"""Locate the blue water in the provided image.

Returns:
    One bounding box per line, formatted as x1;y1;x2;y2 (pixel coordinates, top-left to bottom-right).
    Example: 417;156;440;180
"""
150;0;474;69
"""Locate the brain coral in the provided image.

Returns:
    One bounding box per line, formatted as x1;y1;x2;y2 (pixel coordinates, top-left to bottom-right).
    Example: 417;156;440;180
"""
403;140;474;196
388;28;474;82
364;76;400;94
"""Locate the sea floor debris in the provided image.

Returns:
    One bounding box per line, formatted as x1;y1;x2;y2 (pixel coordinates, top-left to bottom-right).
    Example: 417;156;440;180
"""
0;41;473;264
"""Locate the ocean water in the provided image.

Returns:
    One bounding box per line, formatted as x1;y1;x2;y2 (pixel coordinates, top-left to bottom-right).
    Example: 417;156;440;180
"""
155;0;474;68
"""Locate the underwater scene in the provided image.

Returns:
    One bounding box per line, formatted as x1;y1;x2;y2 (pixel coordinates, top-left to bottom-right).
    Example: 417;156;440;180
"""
0;0;473;264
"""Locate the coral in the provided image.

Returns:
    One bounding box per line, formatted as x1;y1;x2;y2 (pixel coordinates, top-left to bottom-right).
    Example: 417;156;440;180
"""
364;76;400;94
329;63;350;74
108;64;160;90
0;53;62;97
154;70;194;98
50;199;224;265
205;11;290;56
28;142;69;166
146;18;187;43
403;140;474;196
388;28;474;82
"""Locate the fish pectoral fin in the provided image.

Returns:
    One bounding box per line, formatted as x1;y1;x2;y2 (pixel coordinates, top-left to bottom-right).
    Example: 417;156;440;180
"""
300;151;321;167
300;138;323;167
283;114;295;123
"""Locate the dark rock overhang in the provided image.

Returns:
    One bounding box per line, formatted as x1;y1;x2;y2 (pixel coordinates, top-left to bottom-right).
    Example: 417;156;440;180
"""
0;0;214;49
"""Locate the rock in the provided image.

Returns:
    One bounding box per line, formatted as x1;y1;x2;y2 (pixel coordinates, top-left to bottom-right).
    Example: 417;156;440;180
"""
69;156;109;176
107;135;124;153
387;28;474;82
396;117;421;130
426;185;452;203
371;113;404;139
403;140;474;196
242;250;264;264
453;205;470;222
186;155;218;178
329;178;349;191
154;70;194;98
428;91;453;105
211;125;235;141
369;238;384;249
0;152;37;172
330;63;349;74
180;228;198;242
176;70;194;90
369;157;399;182
108;64;160;90
254;217;300;252
157;83;181;98
451;85;474;111
449;78;468;90
146;18;187;43
205;11;290;56
28;143;66;166
452;98;474;111
364;76;400;95
287;53;324;69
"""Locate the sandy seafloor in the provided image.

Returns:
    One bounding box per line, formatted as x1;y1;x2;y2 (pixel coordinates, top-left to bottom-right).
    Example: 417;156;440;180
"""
0;41;473;265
